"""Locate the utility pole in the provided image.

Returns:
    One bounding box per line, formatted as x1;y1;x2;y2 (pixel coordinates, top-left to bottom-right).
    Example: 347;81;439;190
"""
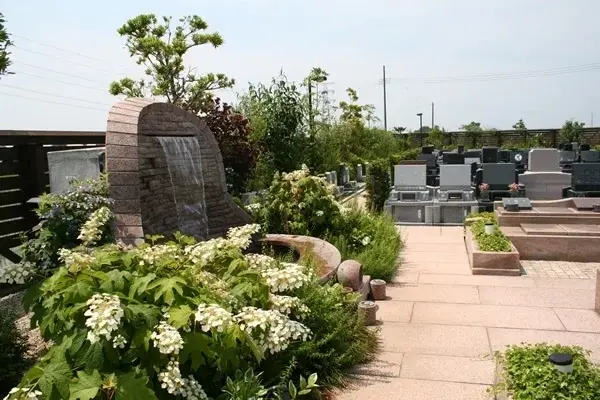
383;65;388;131
591;112;594;127
431;102;435;128
417;112;424;147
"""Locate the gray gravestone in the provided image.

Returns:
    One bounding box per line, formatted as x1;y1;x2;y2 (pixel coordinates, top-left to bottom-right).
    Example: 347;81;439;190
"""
331;171;338;186
356;164;364;182
572;163;600;190
439;165;471;189
394;165;427;188
502;197;532;210
528;149;560;172
48;147;105;193
560;151;576;163
482;163;516;189
342;166;350;185
581;150;600;163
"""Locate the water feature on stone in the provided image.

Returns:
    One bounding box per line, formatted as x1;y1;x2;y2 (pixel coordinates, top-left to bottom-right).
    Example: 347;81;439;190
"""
105;99;252;245
157;136;209;239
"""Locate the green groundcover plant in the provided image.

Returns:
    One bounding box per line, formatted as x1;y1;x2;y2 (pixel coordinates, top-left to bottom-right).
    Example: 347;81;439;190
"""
467;212;512;252
247;166;402;281
490;343;600;399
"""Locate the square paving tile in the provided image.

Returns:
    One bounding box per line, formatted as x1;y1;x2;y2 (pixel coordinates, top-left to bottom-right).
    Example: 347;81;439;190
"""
402;251;469;264
401;262;472;275
390;271;420;284
488;327;600;363
418;273;535;288
411;303;565;330
336;376;490;400
554;308;600;333
379;322;491;357
376;301;413;323
347;352;404;377
400;353;495;385
478;286;595;309
387;284;480;304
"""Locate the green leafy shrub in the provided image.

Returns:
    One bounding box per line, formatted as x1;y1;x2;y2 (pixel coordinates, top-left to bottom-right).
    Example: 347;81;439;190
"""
0;311;32;398
470;216;512;252
365;159;391;213
491;343;600;399
16;175;113;280
389;148;420;164
9;223;371;399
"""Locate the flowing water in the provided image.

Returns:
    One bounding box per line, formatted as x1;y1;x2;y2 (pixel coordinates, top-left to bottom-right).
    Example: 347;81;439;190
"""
157;136;209;239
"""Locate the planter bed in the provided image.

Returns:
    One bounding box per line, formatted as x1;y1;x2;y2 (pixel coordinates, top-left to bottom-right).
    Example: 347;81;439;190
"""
464;228;521;276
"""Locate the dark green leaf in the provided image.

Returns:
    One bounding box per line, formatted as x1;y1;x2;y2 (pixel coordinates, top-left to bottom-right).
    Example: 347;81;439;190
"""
115;371;158;400
69;370;102;400
127;304;160;327
128;273;156;298
148;276;185;305
38;354;72;399
180;332;211;370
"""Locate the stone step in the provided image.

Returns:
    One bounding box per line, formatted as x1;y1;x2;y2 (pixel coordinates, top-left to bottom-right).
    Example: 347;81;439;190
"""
472;268;521;276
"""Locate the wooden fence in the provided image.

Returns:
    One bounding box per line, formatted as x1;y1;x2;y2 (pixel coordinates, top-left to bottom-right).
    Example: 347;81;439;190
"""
0;130;105;263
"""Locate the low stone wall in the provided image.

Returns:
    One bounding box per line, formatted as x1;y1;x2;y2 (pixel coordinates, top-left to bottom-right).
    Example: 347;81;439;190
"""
465;229;521;276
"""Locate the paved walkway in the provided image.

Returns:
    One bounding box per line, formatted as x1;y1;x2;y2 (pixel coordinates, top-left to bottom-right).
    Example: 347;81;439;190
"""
336;225;600;400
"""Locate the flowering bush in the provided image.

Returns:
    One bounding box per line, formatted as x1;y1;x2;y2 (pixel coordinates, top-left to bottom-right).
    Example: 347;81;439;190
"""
479;183;489;192
247;165;344;238
10;224;329;399
6;176;113;285
508;182;519;192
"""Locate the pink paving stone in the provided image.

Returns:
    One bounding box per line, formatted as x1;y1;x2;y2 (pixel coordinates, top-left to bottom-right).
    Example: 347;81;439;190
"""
411;303;565;331
376;301;413;323
402;251;469;264
386;284;480;304
401;261;471;275
390;271;420;284
400;353;495;385
418;273;535;288
346;352;404;377
479;286;595;309
488;327;600;363
554;308;600;333
378;322;490;357
402;242;464;253
335;376;490;400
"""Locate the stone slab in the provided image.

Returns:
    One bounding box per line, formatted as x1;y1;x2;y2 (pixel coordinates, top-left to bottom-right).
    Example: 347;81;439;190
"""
390;271;420;284
336;377;489;400
379;322;491;357
402;251;469;264
347;352;404;377
411;302;565;330
501;197;532;210
417;274;535;287
386;284;480;304
400;353;495;385
478;286;595;309
520;223;566;235
560;224;600;236
554;308;600;333
401;261;472;275
533;277;596;289
376;301;414;322
488;327;600;363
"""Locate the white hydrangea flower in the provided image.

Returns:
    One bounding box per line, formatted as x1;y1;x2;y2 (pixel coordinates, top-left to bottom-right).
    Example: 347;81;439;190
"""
195;303;234;333
112;334;127;349
261;262;311;293
158;360;209;399
78;206;112;246
244;203;262;212
0;262;34;285
361;236;371;246
234;307;311;355
315;210;324;217
282;167;310;182
84;293;123;344
226;224;261;250
270;294;310;316
184;238;230;267
150;321;184;355
245;253;277;271
3;386;43;400
137;244;182;267
58;248;95;273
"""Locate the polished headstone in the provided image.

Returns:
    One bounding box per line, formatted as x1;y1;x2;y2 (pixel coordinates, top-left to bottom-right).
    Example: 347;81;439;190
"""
439;164;471;188
482;163;516;188
581;150;600;163
442;152;465;164
394;164;427;188
502;197;532;210
528;148;560;172
482;147;499;163
572;163;600;190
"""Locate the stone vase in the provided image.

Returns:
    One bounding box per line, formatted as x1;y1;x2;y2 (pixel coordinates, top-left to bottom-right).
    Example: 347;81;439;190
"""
358;301;378;326
370;279;387;300
510;191;518;198
481;191;490;201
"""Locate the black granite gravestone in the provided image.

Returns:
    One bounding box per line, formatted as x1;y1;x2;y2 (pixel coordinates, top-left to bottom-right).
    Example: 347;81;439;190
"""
443;152;465;165
481;163;517;190
482;147;499;163
580;150;600;163
498;150;511;163
572;163;600;191
502;197;532;211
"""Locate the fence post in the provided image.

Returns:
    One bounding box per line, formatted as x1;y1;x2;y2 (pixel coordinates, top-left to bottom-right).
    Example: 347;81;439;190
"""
551;129;557;148
17;144;46;225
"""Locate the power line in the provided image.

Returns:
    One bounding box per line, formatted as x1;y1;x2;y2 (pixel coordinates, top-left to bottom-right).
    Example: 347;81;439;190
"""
0;91;109;112
12;70;107;93
11;61;108;84
0;84;112;107
14;46;126;75
10;33;130;69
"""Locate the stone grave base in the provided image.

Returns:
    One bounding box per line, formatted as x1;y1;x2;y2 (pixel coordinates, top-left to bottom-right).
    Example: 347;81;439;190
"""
464;229;521;276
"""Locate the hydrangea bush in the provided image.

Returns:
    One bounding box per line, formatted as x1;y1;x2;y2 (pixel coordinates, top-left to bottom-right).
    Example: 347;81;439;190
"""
9;224;325;399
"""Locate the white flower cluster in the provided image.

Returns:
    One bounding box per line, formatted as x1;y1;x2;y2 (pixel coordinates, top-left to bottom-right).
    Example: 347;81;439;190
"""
245;253;277;271
58;248;95;273
78;206;112;246
0;262;33;285
235;307;311;354
113;334;127;349
84;293;124;344
151;321;184;355
226;224;261;249
270;294;310;316
261;262;311;293
244;203;262;212
137;244;181;267
281;166;310;182
3;387;43;400
195;303;234;333
184;238;229;267
158;360;208;399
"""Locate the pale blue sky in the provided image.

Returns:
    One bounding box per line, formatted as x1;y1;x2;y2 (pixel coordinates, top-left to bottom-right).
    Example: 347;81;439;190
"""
1;0;599;131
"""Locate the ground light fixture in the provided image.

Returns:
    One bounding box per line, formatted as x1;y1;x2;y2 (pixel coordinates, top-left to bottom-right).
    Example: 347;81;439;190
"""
548;353;574;373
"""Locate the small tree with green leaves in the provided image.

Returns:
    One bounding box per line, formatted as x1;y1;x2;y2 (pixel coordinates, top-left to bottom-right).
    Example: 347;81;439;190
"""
560;119;585;143
461;121;483;148
366;159;391;213
109;14;234;113
427;125;446;149
0;13;12;78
